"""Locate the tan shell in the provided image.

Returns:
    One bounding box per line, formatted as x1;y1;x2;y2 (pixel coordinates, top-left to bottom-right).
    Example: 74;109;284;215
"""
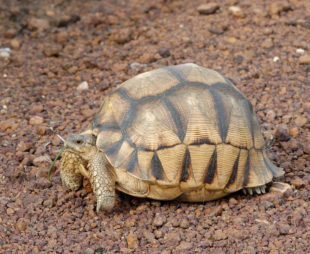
87;63;283;201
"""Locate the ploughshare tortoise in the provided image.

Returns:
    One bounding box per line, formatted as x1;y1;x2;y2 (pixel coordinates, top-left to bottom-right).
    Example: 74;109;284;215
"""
60;63;284;212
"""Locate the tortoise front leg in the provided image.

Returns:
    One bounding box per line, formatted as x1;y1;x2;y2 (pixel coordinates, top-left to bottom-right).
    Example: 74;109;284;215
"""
88;151;116;212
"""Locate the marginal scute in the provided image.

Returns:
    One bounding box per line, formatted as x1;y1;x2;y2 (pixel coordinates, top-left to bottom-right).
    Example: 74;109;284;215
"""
225;149;248;192
204;144;240;190
156;144;186;185
246;149;273;187
187;144;215;186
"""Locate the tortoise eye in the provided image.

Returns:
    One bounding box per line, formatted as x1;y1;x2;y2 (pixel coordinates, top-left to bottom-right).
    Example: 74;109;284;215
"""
75;139;83;145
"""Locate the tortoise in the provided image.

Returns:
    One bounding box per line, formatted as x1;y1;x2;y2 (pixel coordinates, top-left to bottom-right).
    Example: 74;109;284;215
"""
60;63;284;212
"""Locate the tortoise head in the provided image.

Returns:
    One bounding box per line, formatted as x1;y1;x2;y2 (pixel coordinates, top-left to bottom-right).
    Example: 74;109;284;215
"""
65;134;97;161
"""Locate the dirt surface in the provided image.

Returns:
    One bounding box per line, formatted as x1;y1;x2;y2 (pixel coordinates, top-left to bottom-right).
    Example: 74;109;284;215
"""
0;0;309;253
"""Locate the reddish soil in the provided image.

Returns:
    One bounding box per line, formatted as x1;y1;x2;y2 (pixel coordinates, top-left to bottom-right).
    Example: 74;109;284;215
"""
0;0;309;253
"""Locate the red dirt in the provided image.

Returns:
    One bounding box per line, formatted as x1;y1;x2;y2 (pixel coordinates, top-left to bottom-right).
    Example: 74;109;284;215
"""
0;0;309;253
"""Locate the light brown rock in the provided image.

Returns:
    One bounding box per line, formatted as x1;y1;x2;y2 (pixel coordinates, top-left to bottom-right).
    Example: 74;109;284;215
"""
197;3;220;15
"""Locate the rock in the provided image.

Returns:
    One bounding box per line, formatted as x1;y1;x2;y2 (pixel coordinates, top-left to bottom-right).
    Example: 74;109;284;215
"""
197;3;220;15
84;248;94;254
275;124;291;142
16;219;27;231
158;49;171;58
278;223;291;235
164;231;180;245
130;62;146;69
291;177;306;189
179;218;190;229
212;229;228;241
110;28;132;44
176;241;193;251
10;39;20;49
6;208;14;215
269;3;292;15
30;104;44;114
299;55;310;64
229;197;238;206
139;53;158;64
43;44;61;57
266;110;276;122
289;127;299;137
229;6;245;18
36;125;48;136
0;48;11;59
296;48;305;54
43;198;56;208
127;231;139;248
77;81;89;92
27;18;50;31
33;155;52;167
84;248;95;254
153;213;166;226
16;141;32;152
294;116;307;126
143;230;156;244
29;116;44;125
261;38;273;49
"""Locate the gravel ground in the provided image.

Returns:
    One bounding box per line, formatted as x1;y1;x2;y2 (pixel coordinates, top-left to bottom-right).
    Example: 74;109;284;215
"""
0;0;309;253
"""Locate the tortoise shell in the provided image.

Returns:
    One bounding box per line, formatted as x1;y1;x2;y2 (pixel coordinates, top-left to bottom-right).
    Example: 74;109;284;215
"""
86;63;283;201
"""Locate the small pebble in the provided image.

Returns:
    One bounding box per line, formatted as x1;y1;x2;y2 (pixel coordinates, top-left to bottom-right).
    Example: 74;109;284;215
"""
197;3;220;15
29;116;44;125
153;213;166;226
299;55;310;64
229;6;245;18
77;81;89;92
296;48;305;54
127;231;139;248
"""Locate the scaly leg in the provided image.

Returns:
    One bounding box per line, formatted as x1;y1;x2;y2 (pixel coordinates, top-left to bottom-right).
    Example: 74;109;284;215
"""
88;151;116;212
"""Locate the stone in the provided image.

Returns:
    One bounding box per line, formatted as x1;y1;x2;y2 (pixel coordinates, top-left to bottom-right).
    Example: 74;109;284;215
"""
294;116;307;126
176;241;193;250
77;81;89;92
261;38;273;49
212;229;228;241
179;218;190;229
229;6;245;18
17;141;32;152
29;116;44;125
10;39;20;49
291;177;305;189
153;213;166;226
127;231;139;248
30;104;44;114
275;124;291;142
299;55;310;64
16;219;27;231
197;3;220;15
289;127;299;137
27;18;50;31
164;231;180;245
33;155;52;167
43;44;61;57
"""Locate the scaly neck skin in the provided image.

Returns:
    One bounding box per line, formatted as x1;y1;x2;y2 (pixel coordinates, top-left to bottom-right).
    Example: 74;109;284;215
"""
88;151;116;212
